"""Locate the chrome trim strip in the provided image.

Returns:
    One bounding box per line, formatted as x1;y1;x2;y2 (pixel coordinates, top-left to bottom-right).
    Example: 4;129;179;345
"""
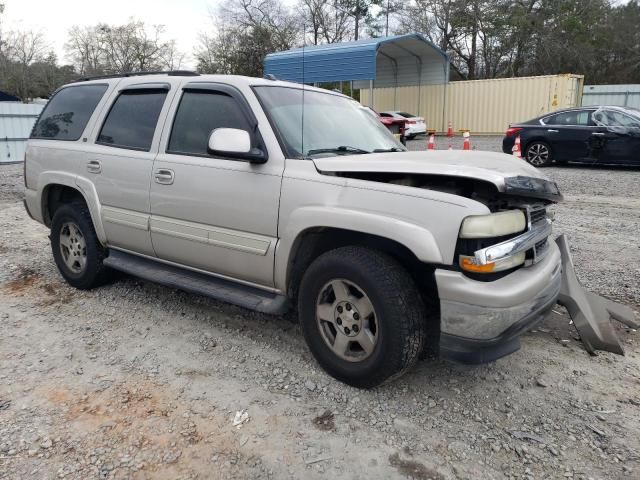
474;218;552;265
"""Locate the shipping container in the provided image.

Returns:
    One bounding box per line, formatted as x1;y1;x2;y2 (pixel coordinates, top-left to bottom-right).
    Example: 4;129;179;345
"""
360;74;584;135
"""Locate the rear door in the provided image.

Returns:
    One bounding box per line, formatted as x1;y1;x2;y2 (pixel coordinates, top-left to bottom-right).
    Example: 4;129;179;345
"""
542;109;595;161
83;80;177;255
590;109;640;165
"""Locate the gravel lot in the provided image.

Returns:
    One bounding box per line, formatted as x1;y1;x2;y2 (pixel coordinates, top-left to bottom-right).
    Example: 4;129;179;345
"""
1;150;639;480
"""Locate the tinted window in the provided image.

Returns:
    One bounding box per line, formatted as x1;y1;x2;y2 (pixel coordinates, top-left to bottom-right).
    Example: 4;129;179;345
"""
31;84;107;140
168;91;250;156
545;110;592;126
397;112;415;118
97;90;167;151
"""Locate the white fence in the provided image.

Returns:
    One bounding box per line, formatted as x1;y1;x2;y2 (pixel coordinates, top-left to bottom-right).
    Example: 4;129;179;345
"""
0;103;44;164
581;84;640;109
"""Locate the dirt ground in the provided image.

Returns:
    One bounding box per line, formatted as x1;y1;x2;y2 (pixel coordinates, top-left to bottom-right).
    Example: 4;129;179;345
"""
1;161;639;480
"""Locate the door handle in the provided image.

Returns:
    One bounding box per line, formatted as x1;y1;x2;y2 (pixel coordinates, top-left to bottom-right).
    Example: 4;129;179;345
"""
547;129;559;133
154;168;175;185
591;132;606;136
87;160;102;174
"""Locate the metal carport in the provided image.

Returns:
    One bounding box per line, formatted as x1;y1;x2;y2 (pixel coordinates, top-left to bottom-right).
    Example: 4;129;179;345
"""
264;33;449;115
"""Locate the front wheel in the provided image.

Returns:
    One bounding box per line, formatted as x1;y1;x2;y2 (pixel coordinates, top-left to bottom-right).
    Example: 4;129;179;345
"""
298;246;429;388
525;141;552;167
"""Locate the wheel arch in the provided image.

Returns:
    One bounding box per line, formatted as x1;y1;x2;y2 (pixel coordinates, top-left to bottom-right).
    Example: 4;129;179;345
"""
281;226;440;309
41;178;107;244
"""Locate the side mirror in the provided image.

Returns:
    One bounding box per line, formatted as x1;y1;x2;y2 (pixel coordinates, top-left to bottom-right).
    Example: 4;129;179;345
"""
208;128;267;163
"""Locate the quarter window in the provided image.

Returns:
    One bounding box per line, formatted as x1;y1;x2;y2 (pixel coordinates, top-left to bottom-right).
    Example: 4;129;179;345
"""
31;84;108;140
97;90;167;151
168;91;250;156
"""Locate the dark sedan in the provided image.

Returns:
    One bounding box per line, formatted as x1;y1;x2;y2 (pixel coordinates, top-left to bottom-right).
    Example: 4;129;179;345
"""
502;106;640;167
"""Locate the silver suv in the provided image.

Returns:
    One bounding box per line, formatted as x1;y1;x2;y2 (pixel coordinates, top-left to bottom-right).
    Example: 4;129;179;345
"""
24;72;563;388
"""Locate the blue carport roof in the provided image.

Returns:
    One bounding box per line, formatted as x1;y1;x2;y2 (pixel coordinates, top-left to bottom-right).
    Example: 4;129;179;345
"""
264;33;448;84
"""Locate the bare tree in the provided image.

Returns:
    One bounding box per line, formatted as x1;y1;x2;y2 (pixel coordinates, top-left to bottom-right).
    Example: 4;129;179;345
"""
65;20;184;75
5;30;47;100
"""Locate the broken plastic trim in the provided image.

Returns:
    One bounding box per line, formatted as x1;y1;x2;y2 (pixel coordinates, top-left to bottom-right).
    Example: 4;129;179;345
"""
556;234;639;355
503;176;563;202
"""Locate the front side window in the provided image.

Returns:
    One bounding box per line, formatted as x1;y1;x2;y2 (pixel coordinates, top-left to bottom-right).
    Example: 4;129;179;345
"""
97;90;167;151
31;84;108;140
168;91;250;156
254;86;404;158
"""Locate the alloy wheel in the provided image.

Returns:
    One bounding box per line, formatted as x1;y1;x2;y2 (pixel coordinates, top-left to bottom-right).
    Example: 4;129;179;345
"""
59;221;87;274
527;143;550;166
315;279;378;362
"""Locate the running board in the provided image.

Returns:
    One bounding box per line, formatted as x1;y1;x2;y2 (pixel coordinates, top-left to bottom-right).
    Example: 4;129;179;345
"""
555;235;638;355
104;250;289;315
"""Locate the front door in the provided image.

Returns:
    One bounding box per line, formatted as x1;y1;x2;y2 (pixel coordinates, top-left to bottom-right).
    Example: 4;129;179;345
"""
590;109;640;165
149;83;283;288
84;82;174;255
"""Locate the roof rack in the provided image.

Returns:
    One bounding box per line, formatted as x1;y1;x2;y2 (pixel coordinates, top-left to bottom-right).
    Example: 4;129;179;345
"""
75;70;200;82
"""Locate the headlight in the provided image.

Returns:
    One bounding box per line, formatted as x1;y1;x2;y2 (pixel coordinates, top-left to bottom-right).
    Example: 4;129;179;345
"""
459;210;526;239
459;251;526;273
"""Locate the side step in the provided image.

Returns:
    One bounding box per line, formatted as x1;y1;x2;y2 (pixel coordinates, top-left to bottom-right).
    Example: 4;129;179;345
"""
104;250;289;315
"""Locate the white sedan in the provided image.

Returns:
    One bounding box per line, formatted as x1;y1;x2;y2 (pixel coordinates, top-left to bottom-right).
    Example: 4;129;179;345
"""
380;111;427;138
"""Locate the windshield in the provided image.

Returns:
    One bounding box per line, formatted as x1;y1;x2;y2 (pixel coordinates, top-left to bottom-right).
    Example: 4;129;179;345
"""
254;86;405;158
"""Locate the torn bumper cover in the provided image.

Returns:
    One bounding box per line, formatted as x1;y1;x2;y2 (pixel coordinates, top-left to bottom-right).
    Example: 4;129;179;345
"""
436;240;562;364
435;235;638;364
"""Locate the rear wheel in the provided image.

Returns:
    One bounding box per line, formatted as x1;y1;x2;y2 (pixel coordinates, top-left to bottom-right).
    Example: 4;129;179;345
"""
298;246;429;388
50;201;111;289
525;141;552;167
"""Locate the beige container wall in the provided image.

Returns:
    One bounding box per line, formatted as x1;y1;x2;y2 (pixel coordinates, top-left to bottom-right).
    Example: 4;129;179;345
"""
360;74;584;134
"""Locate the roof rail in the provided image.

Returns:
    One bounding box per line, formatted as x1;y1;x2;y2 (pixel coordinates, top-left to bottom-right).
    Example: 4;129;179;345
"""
75;70;200;82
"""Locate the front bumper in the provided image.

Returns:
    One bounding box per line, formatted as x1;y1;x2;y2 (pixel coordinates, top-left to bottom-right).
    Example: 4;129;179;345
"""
435;240;562;364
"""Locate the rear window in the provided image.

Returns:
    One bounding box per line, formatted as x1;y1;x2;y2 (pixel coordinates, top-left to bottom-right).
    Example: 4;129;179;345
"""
97;90;167;151
397;112;415;118
31;84;108;140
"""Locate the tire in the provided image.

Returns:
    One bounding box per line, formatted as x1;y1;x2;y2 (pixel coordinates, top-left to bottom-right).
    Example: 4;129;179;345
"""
50;200;111;290
525;141;552;167
298;246;429;388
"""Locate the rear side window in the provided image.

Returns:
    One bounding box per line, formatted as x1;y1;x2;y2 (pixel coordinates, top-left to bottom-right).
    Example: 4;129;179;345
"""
97;90;167;151
168;91;250;156
31;84;108;140
545;111;592;126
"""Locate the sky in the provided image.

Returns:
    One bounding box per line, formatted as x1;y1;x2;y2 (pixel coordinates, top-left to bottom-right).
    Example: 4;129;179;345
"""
1;0;220;68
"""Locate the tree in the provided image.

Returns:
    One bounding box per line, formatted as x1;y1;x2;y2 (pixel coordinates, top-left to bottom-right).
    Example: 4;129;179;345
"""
65;20;184;75
194;0;301;76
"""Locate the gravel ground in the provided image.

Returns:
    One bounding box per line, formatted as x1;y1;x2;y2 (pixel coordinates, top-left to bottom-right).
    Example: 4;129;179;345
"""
1;157;639;480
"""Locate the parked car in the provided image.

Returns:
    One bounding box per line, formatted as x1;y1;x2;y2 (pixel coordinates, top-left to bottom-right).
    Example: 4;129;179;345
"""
25;72;563;388
380;111;427;139
361;106;406;145
502;106;640;167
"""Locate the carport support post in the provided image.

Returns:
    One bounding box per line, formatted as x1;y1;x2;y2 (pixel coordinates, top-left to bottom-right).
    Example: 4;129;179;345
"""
369;80;373;108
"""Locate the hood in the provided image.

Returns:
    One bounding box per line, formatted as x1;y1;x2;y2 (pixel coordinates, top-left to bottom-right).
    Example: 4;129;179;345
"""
313;150;562;200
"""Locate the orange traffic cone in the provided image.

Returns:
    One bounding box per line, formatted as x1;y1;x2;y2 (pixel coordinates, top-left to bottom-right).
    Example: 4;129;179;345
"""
427;133;436;150
512;135;522;158
446;121;454;137
462;131;471;150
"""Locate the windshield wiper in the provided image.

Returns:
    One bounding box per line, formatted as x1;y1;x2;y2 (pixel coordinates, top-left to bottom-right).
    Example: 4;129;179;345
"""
306;146;371;156
373;147;405;153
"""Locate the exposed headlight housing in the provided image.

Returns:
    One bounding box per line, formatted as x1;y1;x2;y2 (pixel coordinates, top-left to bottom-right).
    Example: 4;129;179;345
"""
459;210;526;239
